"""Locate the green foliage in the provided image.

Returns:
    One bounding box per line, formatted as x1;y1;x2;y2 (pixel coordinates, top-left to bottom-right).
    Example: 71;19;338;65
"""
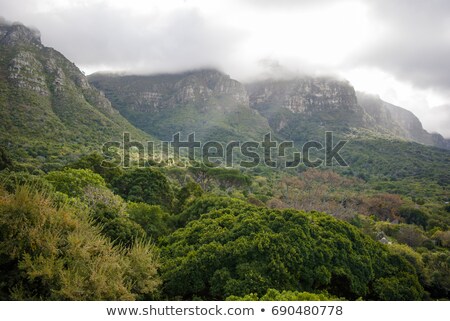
175;196;247;227
82;186;145;247
227;288;340;301
66;152;124;183
0;185;160;300
128;202;172;240
372;273;423;300
399;207;429;229
0;146;13;170
45;168;106;198
176;181;203;212
112;168;175;211
340;139;450;186
101;217;146;248
161;198;423;300
0;171;53;194
421;251;450;298
209;168;251;190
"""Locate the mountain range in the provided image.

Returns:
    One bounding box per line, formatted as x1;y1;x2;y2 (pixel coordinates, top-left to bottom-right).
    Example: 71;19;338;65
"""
91;69;450;149
1;22;449;171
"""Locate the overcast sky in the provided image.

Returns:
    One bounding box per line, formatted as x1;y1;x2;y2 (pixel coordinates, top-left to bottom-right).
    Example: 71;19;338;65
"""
1;0;449;136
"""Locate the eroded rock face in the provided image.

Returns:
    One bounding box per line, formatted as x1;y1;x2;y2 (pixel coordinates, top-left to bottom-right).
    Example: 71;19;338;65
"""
92;69;250;113
357;92;450;149
8;51;49;96
0;23;42;47
247;78;359;115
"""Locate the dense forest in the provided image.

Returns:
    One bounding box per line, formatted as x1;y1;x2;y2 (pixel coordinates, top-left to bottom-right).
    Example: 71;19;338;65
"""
0;149;448;301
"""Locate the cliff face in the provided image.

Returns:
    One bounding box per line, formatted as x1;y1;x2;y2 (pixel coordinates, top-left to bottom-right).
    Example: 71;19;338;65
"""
89;70;271;141
247;77;360;114
0;22;150;166
91;69;450;149
90;69;249;112
357;93;450;149
245;77;373;142
0;23;42;47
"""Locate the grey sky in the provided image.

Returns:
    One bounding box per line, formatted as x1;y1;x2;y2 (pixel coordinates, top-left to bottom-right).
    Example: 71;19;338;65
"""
0;0;449;136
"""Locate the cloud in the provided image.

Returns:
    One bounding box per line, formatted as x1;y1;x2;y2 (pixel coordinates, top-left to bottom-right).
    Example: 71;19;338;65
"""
0;0;245;74
420;105;450;138
350;0;450;97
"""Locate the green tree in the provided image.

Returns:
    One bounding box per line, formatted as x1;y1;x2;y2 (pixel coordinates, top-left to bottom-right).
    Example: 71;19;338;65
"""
112;168;175;211
0;147;13;171
398;207;429;229
161;197;424;300
176;181;203;212
128;202;172;240
45;168;106;198
227;288;340;301
82;186;145;247
66;152;124;183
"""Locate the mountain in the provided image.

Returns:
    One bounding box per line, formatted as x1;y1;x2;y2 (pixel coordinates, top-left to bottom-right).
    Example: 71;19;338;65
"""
246;77;373;142
1;21;447;177
91;70;449;149
89;70;272;142
245;77;450;149
356;92;450;149
0;22;151;169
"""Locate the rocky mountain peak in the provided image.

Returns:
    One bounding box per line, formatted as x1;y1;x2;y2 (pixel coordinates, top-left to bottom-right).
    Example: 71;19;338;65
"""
0;22;42;47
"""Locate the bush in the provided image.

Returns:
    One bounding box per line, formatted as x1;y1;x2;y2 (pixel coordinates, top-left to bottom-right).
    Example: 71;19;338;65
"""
112;168;175;211
45;168;106;197
128;202;172;241
399;207;429;229
0;185;160;300
227;288;340;301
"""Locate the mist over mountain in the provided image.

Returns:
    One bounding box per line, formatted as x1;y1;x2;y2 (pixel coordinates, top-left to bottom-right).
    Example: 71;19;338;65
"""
90;68;450;150
1;20;449;166
89;69;272;142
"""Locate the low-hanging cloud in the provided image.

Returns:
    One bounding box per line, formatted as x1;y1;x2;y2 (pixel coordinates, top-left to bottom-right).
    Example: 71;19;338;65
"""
0;0;244;75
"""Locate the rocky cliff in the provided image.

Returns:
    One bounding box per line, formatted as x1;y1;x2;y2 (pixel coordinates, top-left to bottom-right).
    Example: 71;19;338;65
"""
89;70;271;141
247;77;360;114
245;77;373;142
357;93;450;150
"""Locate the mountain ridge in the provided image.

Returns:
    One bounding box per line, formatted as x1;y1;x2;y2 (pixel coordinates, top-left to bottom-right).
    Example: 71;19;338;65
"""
0;22;151;169
91;68;450;149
